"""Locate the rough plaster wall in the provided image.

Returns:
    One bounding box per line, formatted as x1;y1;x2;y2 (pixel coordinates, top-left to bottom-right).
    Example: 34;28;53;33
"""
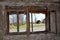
47;3;59;34
57;11;60;34
57;1;60;34
49;2;60;34
52;1;60;34
0;5;4;40
3;33;60;40
4;0;59;2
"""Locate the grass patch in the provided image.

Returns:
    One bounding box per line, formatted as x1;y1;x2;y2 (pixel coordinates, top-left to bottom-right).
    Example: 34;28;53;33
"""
10;23;45;30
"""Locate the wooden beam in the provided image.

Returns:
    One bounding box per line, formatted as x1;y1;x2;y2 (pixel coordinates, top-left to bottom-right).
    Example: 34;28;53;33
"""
5;6;47;14
26;8;30;36
17;11;19;32
46;11;50;32
6;11;9;34
30;9;47;13
31;11;33;33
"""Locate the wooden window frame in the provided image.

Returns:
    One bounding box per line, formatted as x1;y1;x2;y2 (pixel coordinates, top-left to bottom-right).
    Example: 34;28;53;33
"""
6;6;48;35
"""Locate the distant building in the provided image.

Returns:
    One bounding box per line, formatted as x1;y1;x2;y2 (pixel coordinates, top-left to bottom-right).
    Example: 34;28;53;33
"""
36;20;41;24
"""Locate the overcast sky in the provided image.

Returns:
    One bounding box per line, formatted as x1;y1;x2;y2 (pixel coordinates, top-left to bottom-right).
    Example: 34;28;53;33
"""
30;13;45;22
9;13;45;23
